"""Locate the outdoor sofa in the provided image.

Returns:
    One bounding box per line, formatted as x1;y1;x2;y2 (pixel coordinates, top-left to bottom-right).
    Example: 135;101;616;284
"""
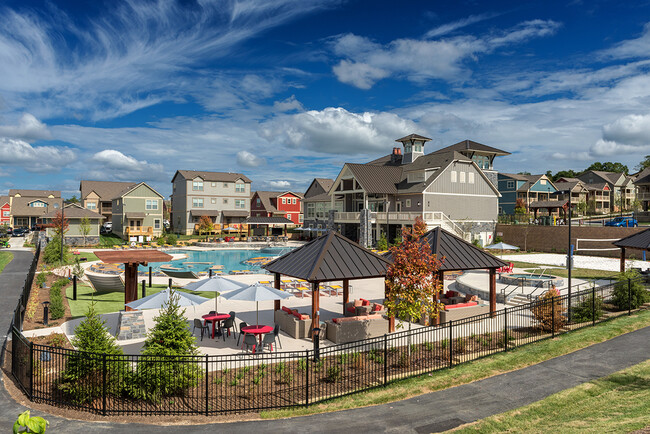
274;307;311;339
344;298;386;317
325;314;388;344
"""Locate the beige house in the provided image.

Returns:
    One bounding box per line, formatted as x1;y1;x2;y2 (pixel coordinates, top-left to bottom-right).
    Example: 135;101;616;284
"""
43;203;104;246
170;170;252;235
111;182;164;241
8;189;63;228
80;180;136;223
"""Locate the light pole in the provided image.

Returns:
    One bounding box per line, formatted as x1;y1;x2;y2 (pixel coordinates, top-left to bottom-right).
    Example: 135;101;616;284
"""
60;201;65;262
559;189;573;322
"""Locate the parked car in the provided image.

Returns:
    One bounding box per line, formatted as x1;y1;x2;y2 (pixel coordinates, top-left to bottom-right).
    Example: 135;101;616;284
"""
100;226;107;235
12;228;26;237
103;221;112;231
604;216;638;227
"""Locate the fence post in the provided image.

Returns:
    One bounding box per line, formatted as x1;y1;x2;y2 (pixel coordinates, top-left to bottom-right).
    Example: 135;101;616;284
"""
449;320;453;368
205;355;209;416
73;275;77;300
305;350;309;407
149;266;152;288
592;286;596;326
628;278;632;315
551;297;555;339
383;334;388;386
29;341;33;400
102;353;107;416
504;308;508;352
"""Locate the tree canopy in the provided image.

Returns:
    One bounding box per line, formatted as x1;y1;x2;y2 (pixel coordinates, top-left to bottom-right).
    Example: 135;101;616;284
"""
585;161;628;175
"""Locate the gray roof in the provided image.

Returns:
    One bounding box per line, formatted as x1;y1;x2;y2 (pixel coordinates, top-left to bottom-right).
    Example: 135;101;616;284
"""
191;210;221;217
529;200;567;209
421;227;507;271
0;196;8;206
125;212;146;219
579;170;626;186
172;170;252;183
433;139;510;156
584;183;610;192
346;163;403;194
10;197;63;217
613;229;650;250
553;181;587;193
9;189;61;198
42;203;105;219
222;210;249;218
244;216;293;224
395;133;432;142
80;180;136;201
264;231;391;281
302;192;331;203
633;167;650;185
304;178;334;198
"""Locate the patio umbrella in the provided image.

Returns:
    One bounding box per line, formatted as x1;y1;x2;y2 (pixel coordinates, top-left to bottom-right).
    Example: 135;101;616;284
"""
184;275;248;312
222;226;238;231
485;242;519;258
222;283;292;325
125;287;209;310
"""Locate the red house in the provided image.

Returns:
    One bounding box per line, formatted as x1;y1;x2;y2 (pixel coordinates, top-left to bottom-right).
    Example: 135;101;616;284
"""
0;196;10;225
250;191;303;225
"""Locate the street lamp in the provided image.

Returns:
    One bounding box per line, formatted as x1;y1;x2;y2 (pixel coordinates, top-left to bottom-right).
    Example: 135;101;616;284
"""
558;189;573;321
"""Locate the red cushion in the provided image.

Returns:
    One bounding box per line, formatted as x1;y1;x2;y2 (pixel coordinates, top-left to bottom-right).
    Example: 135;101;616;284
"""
446;301;478;309
347;306;356;313
291;309;299;316
292;311;302;319
361;299;370;306
333;318;341;324
282;306;292;314
299;314;309;320
373;304;383;311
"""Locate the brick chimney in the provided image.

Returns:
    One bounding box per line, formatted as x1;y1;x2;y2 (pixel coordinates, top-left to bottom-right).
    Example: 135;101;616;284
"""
390;147;402;164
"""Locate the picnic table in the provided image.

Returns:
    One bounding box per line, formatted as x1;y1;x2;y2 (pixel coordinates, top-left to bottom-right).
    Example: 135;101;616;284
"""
240;324;273;351
202;313;231;339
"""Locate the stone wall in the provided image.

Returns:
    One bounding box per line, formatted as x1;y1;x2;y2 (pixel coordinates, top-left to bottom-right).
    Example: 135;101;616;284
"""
495;224;646;258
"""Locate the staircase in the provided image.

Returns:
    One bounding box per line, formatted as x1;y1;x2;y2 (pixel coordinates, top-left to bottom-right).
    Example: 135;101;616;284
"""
506;294;531;307
424;212;470;241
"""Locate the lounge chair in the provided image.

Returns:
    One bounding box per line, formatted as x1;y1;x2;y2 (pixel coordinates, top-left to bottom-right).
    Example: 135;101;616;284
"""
87;273;125;293
161;269;200;279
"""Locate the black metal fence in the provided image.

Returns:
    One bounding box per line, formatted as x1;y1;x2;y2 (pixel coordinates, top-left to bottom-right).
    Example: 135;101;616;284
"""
11;243;40;331
11;273;649;416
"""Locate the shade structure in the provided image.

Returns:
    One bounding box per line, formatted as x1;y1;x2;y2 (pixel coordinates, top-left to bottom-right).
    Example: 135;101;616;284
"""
222;283;292;325
184;275;248;312
222;226;238;231
125;288;209;310
485;242;519;251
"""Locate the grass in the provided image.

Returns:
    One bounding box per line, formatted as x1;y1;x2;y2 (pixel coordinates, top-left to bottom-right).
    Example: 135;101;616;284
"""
261;309;650;419
65;282;220;317
99;233;126;247
0;251;13;274
510;260;617;280
453;359;650;433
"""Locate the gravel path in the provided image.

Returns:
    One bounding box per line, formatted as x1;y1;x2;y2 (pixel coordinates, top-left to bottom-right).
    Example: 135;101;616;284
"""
500;253;648;272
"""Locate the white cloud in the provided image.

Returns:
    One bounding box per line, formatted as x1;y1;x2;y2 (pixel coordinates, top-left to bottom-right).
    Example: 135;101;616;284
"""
90;149;166;181
425;13;500;38
0;113;52;141
273;95;304;112
602;113;650;146
0;137;75;173
269;180;291;188
237;150;266;167
600;22;650;59
331;20;560;88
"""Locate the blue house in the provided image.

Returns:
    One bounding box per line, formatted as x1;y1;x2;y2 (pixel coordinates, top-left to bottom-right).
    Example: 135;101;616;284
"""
498;173;557;215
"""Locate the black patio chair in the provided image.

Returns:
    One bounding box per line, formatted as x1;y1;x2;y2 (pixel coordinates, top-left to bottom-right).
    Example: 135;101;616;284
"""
242;334;257;353
192;318;210;341
260;332;276;352
237;321;248;346
273;323;282;349
220;316;236;341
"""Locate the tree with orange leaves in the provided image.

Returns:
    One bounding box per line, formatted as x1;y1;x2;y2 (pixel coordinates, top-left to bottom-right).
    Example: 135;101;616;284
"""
385;217;443;332
51;210;69;237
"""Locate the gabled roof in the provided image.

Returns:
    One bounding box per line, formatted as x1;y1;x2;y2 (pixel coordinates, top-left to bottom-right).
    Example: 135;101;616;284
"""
584;183;610;192
633;167;650;184
304;178;334;198
395;133;432;142
529;200;567;209
80;180;136;201
613;228;650;250
113;182;164;199
420;227;507;271
345;163;403;194
172;170;252;184
553;180;587;193
9;189;61;198
244;216;293;224
0;196;9;207
433;139;510;156
42;203;105;219
579;170;626;186
253;191;280;213
500;173;533;182
9;197;63;217
302;192;331;203
263;231;391;281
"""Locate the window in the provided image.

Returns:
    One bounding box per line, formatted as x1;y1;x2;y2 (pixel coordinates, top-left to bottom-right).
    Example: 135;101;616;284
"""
405;144;412;154
2;211;9;217
281;198;286;204
193;198;204;208
211;182;216;187
404;199;411;208
146;199;158;210
292;198;297;204
87;202;97;210
468;172;475;184
460;172;466;183
287;213;291;220
211;198;216;204
540;179;547;185
299;214;303;223
192;180;204;191
235;183;245;192
414;143;422;152
256;198;261;206
235;199;245;209
223;199;228;204
307;203;315;218
154;219;161;229
506;180;515;189
30;201;45;207
223;183;229;188
451;171;457;183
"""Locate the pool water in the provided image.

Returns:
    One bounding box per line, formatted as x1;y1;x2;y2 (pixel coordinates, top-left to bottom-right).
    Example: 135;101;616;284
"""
507;273;554;280
142;249;286;274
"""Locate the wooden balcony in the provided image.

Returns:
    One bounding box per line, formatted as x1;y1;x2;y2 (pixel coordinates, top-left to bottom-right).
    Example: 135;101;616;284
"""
125;226;154;237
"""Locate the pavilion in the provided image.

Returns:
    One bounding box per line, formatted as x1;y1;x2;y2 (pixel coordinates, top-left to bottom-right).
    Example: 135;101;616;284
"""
244;216;294;237
613;228;650;272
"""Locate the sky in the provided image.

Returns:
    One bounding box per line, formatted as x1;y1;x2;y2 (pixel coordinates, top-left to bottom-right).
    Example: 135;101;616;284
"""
2;0;650;199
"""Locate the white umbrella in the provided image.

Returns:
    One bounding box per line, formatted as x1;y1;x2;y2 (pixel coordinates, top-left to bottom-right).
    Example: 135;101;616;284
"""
125;287;209;310
222;226;238;231
222;283;292;325
485;242;520;258
184;275;248;312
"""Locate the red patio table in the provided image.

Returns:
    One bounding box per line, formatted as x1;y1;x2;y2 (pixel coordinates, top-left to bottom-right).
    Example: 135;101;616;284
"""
202;313;231;339
240;324;273;352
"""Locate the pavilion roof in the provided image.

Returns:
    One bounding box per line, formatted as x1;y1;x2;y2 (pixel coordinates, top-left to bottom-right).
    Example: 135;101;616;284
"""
613;228;650;250
420;227;507;271
94;250;172;265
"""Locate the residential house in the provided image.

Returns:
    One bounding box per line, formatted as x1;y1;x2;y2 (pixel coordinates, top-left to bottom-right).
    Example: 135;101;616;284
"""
303;178;342;230
42;203;104;246
8;189;63;228
111;182;164;242
577;170;629;212
0;196;10;225
80;180;136;223
498;174;556;215
552;178;589;214
633;167;650;211
328;134;506;247
250;191;303;225
170;170;252;235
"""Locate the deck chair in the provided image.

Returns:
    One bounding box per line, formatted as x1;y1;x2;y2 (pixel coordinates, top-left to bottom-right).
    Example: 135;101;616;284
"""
161;269;200;280
87;273;125;293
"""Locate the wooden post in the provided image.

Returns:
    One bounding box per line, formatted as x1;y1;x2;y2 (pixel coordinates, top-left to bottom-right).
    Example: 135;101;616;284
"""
311;281;320;341
620;247;626;273
274;272;281;311
342;279;350;315
385;280;395;332
124;263;138;311
489;268;496;317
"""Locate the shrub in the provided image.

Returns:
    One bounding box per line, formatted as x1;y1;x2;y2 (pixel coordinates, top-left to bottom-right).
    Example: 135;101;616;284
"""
612;270;649;310
165;234;177;246
35;273;46;287
132;288;202;402
57;303;125;404
530;287;566;332
325;366;342;383
43;235;68;265
72;258;84;279
48;278;68;320
377;233;388;251
572;294;605;323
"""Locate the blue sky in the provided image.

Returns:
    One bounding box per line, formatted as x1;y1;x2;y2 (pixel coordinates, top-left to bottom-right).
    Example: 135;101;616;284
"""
2;0;650;198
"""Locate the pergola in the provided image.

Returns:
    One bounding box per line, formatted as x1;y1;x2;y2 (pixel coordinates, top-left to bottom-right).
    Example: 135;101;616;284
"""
94;250;172;311
613;228;650;272
529;200;569;219
244;216;294;237
263;231;391;340
420;228;508;322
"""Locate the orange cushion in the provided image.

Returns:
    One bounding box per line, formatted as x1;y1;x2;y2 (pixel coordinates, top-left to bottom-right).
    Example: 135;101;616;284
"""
445;301;478;309
372;304;383;311
353;299;362;307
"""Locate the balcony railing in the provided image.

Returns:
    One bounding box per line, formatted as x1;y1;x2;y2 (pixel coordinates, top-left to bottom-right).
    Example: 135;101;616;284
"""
638;192;650;201
125;226;154;236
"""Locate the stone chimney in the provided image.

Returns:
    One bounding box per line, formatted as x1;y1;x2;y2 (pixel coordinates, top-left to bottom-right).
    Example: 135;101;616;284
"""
390;147;402;164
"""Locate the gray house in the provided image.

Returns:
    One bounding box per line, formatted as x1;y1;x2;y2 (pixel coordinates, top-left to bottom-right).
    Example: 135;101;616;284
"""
328;134;505;247
170;170;252;235
112;182;165;242
43;203;104;246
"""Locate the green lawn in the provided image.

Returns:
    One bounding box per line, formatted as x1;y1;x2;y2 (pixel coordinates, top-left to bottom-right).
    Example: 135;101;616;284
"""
0;251;13;274
454;359;650;433
66;282;219;317
261;309;650;419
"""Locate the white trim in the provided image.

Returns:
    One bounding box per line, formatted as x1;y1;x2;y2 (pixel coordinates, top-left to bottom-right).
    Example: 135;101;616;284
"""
423;191;498;198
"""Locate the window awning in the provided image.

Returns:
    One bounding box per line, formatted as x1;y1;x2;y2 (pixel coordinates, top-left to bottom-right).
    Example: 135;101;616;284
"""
191;210;221;217
222;210;249;217
125;212;146;219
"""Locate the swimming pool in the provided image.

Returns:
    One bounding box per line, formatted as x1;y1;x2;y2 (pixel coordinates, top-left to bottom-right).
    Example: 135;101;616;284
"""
500;273;563;287
143;249;288;274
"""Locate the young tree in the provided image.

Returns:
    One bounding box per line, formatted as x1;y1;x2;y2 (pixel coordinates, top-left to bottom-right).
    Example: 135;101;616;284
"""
68;195;80;204
514;198;527;214
79;216;91;246
197;215;213;239
385;217;443;336
51;210;69;237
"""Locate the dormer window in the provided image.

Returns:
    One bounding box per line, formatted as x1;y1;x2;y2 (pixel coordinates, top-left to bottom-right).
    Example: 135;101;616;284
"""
192;180;204;191
405;144;412;154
